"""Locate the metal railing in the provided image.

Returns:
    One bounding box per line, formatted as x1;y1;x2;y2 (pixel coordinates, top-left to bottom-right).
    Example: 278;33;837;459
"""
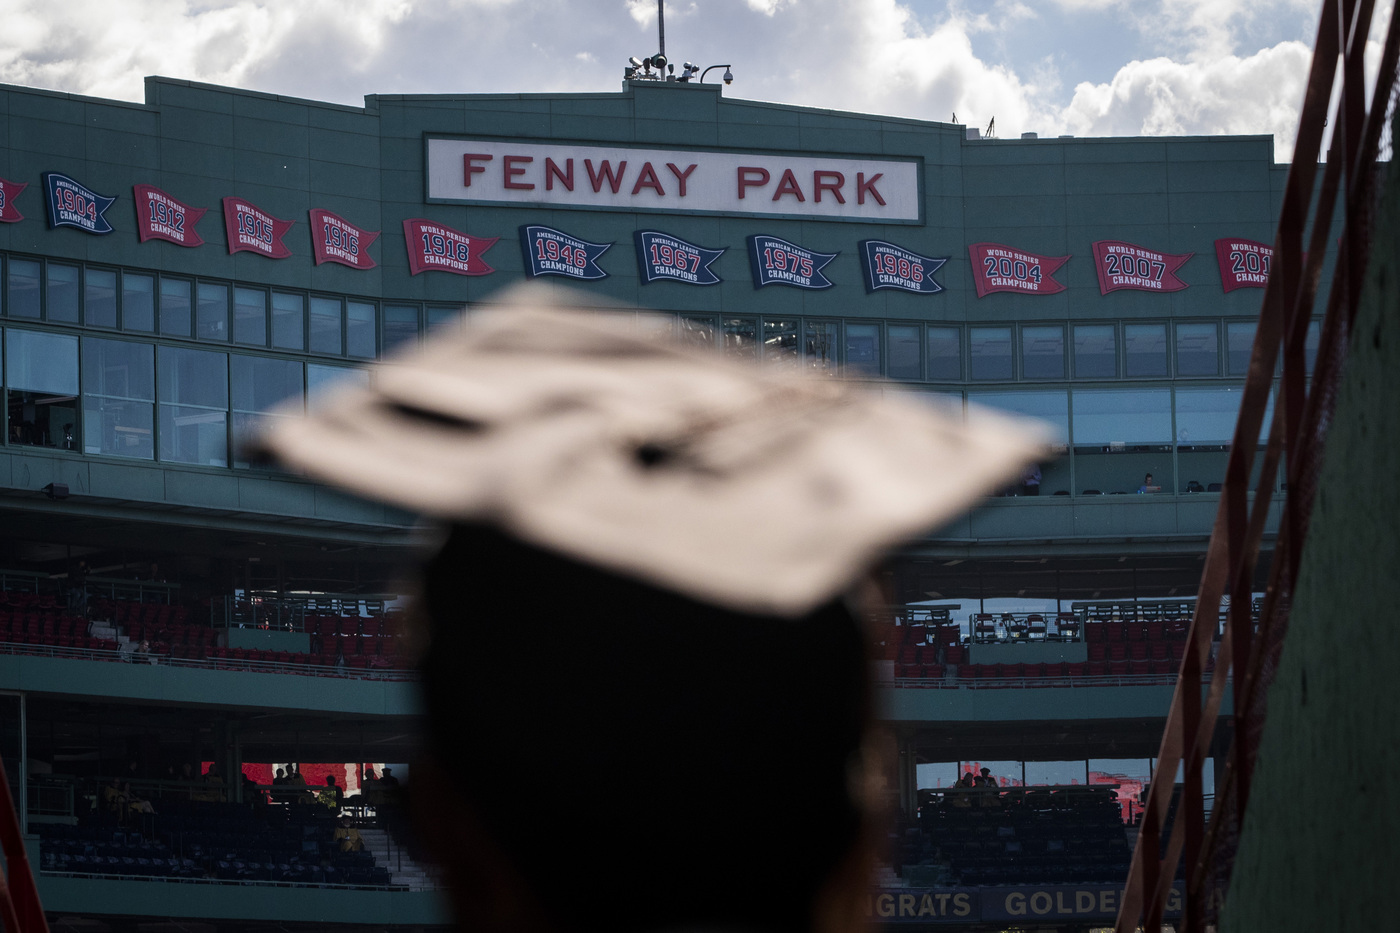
1116;2;1400;930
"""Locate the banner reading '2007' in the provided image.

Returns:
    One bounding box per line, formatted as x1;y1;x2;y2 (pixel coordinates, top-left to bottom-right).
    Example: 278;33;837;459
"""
1091;240;1191;294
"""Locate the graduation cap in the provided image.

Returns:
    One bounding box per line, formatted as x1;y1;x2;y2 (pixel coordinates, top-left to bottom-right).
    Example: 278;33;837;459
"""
252;286;1047;617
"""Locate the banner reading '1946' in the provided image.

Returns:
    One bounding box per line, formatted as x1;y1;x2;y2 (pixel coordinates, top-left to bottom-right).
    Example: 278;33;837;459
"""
134;184;206;248
634;230;724;286
222;197;294;259
520;225;611;280
968;243;1068;297
44;173;116;235
403;219;498;276
1214;237;1273;292
1092;240;1191;294
311;209;379;270
748;234;837;289
0;177;28;223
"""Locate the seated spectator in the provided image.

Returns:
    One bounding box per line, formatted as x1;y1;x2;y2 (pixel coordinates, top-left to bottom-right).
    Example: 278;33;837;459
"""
318;775;344;812
975;767;996;787
334;817;364;852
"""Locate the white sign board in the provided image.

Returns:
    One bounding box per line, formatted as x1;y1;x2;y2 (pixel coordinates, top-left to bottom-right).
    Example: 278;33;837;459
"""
425;138;921;222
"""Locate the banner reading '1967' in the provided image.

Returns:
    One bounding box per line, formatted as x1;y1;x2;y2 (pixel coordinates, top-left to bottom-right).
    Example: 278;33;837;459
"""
968;243;1068;297
311;209;379;270
520;225;611;280
0;178;27;223
634;230;724;285
1092;240;1191;294
748;235;837;289
403;219;498;276
134;184;206;248
222;197;294;259
44;173;116;235
1214;237;1273;292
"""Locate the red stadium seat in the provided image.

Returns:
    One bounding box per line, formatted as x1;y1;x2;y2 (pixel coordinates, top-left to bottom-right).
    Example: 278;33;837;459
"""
1088;643;1107;661
1129;642;1149;661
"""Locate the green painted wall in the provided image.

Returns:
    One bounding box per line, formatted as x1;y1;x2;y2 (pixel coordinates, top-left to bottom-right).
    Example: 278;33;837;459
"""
1217;174;1400;927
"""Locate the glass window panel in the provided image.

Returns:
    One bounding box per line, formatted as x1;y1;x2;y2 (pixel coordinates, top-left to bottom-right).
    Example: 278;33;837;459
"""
1073;324;1117;378
7;390;79;450
159;346;228;409
309;296;343;355
82;338;156;460
1305;320;1320;374
804;321;838;375
234;287;267;346
271;292;304;350
82;399;153;460
121;273;154;332
723;317;758;363
1175;387;1244;447
82;337;154;401
6;330;78;394
761;318;798;369
888;325;920;380
85;268;117;328
1227;322;1255;376
678;316;715;352
427;306;463;333
346;301;376;359
231;355;303;468
382;305;419;353
159;278;192;337
1176;322;1220;376
6;259;40;318
46;263;79;322
1089;758;1152;822
1072;388;1173;445
308;363;370;412
1025;761;1088;787
916;763;962;789
1123;323;1168;377
845;323;880;376
1020;325;1065;379
961;760;1024;788
968;326;1013;381
196;283;229;341
158;347;228;467
968;391;1069;446
926;327;961;380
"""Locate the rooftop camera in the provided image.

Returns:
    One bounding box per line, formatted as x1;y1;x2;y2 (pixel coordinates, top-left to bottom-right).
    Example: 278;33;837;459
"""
723;68;734;85
629;56;644;68
652;53;668;71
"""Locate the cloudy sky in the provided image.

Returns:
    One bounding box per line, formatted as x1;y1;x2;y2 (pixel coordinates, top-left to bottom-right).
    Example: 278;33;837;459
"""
0;0;1386;161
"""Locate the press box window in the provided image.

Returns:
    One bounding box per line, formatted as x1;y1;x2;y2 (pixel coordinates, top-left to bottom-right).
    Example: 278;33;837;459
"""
159;278;192;337
887;325;921;380
6;259;40;318
1176;322;1220;376
1124;323;1168;377
1226;322;1255;376
969;327;1013;381
234;288;267;346
85;269;118;328
82;337;154;460
271;292;305;351
762;319;799;369
231;355;303;468
159;346;229;467
1021;325;1065;380
6;329;79;450
804;321;838;376
926;327;961;381
382;305;420;354
1073;324;1117;378
845;323;880;377
122;273;155;332
723;318;758;363
309;296;343;355
196;283;229;341
47;263;80;323
346;301;376;359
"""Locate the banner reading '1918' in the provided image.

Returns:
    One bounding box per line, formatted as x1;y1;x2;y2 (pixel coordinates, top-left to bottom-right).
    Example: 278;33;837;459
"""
1214;237;1273;292
134;184;206;248
1091;240;1191;294
44;173;116;235
859;240;946;294
748;235;837;289
404;219;498;276
223;197;294;259
634;230;724;286
968;243;1068;297
520;225;610;280
0;178;28;223
311;209;379;270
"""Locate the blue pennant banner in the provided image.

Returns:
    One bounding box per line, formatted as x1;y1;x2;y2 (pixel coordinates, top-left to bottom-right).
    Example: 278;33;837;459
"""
634;230;725;286
747;234;836;290
43;173;116;235
859;239;947;294
520;224;611;280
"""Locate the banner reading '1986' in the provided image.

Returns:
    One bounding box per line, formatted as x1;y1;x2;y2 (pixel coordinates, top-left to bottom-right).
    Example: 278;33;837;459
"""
968;243;1068;297
1091;240;1191;294
859;240;946;294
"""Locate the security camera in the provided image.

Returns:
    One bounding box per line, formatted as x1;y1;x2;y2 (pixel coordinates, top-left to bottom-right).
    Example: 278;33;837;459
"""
652;53;668;71
683;62;695;72
629;56;644;68
723;68;734;85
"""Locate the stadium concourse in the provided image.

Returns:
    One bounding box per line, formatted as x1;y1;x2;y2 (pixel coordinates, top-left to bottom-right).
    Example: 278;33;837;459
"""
0;63;1298;932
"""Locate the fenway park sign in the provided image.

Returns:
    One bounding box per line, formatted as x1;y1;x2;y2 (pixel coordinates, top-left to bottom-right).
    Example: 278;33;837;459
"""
425;138;920;222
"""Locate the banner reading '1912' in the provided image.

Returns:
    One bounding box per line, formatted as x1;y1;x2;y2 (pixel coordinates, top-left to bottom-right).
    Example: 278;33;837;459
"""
748;235;836;289
634;230;724;286
1214;237;1272;292
311;209;379;270
0;178;28;223
222;197;294;259
404;219;498;276
1092;240;1191;294
134;184;206;248
520;225;610;280
968;243;1068;297
44;173;116;235
859;240;946;294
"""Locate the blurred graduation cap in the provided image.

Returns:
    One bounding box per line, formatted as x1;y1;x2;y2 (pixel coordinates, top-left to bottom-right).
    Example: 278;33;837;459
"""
251;287;1047;617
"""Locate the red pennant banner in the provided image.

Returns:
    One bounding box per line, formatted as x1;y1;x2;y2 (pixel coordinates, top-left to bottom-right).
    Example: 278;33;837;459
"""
968;243;1068;297
310;209;379;270
134;184;206;248
1214;237;1273;292
1091;240;1191;294
222;196;294;259
404;218;499;276
0;177;27;223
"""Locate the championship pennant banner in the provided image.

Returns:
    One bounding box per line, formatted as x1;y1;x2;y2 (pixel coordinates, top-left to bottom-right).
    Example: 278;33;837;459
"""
748;234;836;289
1091;240;1192;294
968;243;1067;297
222;197;294;259
859;239;946;294
634;230;724;286
134;184;206;248
1215;237;1273;292
311;209;379;270
44;173;116;235
520;225;610;280
0;178;28;223
403;219;497;276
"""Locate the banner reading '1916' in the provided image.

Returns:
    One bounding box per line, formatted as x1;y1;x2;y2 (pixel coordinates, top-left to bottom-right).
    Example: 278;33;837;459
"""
968;243;1068;297
311;209;379;270
1091;240;1191;294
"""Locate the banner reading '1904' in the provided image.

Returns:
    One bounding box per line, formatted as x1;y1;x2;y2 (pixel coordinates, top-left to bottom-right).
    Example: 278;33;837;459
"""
44;173;116;235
